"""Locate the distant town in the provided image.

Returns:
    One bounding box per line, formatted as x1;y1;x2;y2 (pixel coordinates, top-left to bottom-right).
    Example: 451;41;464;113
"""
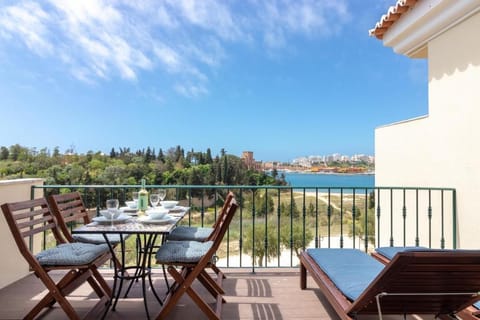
241;151;375;174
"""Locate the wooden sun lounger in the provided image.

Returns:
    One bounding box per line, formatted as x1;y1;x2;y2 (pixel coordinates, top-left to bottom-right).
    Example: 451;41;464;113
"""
373;246;480;320
300;248;480;320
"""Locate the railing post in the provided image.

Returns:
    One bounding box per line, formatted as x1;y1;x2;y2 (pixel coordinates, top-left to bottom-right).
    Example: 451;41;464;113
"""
290;188;294;266
340;188;344;248
415;189;419;246
277;188;281;266
252;189;256;273
315;188;319;248
327;189;331;248
441;190;445;249
239;188;243;267
452;189;457;249
402;189;407;247
428;189;432;248
201;189;205;227
352;189;356;249
389;188;393;247
376;188;381;248
264;188;268;267
302;189;306;252
364;188;368;252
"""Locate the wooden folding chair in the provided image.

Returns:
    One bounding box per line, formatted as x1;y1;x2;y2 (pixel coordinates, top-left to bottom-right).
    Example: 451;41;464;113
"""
1;198;112;320
154;197;239;320
167;191;234;242
48;192;123;246
166;191;234;276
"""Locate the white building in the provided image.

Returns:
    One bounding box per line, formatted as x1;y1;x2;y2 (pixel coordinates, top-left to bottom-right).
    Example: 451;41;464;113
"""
371;0;480;249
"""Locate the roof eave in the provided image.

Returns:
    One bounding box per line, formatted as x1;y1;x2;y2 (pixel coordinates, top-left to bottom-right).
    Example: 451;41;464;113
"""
379;0;480;58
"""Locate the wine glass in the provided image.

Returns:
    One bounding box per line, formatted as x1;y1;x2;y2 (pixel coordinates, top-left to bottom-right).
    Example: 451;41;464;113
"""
158;189;166;202
150;193;160;208
132;191;139;205
106;199;119;229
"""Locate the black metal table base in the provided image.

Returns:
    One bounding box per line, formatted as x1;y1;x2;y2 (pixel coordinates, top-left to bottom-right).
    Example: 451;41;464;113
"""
101;233;163;320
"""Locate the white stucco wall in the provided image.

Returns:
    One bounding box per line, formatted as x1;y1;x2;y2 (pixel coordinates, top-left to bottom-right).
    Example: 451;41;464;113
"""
0;179;44;289
375;11;480;249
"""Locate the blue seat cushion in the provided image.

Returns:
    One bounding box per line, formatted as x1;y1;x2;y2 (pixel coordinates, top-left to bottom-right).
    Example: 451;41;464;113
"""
375;246;428;260
156;240;213;264
306;248;384;301
73;233;123;245
166;226;213;241
36;243;109;266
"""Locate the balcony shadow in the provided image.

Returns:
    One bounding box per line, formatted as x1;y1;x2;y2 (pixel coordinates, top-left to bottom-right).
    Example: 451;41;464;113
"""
251;302;282;320
222;275;273;297
222;302;282;320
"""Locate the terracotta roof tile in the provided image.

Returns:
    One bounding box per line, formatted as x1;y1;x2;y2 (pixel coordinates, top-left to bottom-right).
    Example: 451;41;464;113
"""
369;0;419;39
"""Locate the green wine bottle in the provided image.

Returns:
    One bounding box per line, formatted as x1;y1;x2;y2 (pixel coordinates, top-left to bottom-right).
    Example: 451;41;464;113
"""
138;178;149;215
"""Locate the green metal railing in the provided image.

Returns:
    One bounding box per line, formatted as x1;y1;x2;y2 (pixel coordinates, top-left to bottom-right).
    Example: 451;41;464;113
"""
32;184;456;271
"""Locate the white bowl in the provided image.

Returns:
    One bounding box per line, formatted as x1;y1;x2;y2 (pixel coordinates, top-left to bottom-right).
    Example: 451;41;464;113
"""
125;201;137;209
160;200;178;209
100;209;121;220
147;208;169;220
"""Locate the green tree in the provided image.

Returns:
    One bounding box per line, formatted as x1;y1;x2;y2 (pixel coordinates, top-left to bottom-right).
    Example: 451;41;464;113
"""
280;221;314;257
0;146;9;160
242;222;280;267
253;191;275;217
205;148;213;164
307;202;315;216
280;199;301;218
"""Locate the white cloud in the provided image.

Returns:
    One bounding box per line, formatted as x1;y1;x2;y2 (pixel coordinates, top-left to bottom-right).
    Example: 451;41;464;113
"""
0;0;351;95
256;0;351;48
0;1;53;55
154;44;182;72
174;83;208;98
169;0;242;41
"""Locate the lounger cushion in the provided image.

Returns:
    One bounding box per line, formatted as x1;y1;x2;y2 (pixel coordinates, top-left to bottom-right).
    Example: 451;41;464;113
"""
36;243;109;266
166;226;213;241
73;233;123;245
306;248;383;301
156;240;213;264
375;246;427;260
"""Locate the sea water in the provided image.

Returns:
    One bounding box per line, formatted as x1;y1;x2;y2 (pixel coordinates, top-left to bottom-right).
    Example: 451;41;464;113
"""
282;172;374;189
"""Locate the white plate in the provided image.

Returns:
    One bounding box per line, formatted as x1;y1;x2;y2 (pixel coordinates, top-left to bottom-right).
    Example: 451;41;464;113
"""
92;215;131;224
137;215;174;224
169;206;186;212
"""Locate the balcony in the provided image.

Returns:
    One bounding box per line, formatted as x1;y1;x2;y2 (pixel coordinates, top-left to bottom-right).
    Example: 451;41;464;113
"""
0;268;435;319
0;181;459;319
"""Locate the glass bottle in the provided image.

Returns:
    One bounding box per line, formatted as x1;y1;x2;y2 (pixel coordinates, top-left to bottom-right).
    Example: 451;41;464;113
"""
137;178;149;215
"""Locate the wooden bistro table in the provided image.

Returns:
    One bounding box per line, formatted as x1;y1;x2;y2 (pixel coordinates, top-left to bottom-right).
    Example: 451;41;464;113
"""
73;207;189;320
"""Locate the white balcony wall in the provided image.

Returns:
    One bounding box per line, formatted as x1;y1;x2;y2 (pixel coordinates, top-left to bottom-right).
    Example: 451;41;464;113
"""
375;11;480;249
0;178;44;289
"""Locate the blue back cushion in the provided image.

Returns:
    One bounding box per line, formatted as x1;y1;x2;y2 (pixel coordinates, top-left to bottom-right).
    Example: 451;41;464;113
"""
306;248;384;301
375;246;428;260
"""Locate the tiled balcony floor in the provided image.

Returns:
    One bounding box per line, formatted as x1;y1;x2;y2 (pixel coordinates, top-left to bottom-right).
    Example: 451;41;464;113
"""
0;268;434;319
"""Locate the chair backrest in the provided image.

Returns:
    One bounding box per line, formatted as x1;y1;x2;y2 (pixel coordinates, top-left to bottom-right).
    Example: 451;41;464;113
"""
207;191;234;241
2;198;112;319
1;198;66;269
204;197;238;260
48;192;91;243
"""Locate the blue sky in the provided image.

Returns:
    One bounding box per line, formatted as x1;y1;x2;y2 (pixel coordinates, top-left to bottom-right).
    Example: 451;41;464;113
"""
0;0;427;162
